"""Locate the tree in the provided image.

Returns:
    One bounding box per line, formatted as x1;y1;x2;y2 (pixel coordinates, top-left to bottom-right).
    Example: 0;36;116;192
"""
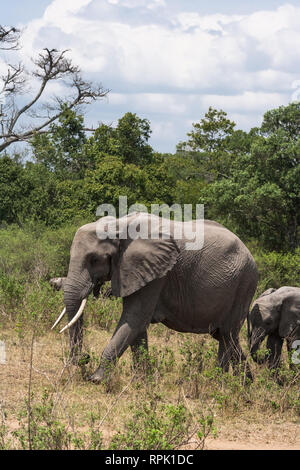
0;155;26;223
0;154;63;225
177;107;236;180
84;112;153;166
31;107;90;178
0;26;109;153
261;103;300;140
203;104;300;251
0;26;20;50
180;107;236;153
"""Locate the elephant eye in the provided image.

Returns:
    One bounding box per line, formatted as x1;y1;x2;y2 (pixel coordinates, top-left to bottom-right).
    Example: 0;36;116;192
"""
90;255;98;266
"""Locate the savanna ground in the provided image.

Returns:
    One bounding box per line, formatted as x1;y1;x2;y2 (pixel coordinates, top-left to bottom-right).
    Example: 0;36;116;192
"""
0;291;299;451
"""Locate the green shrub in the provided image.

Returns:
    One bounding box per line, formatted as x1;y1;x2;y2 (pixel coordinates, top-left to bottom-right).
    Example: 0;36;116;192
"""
109;393;215;450
248;243;300;296
12;389;103;450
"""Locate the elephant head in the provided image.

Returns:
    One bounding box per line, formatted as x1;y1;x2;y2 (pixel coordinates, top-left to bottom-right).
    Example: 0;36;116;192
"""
52;213;179;361
248;294;279;362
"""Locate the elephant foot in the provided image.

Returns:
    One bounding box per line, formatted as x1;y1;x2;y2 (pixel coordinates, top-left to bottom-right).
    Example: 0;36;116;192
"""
88;369;105;384
88;365;111;384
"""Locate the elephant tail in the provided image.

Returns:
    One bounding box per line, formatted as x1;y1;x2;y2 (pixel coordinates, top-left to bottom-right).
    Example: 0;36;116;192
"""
247;310;251;345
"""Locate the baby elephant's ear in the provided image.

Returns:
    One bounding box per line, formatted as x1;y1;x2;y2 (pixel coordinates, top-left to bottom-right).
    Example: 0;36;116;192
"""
279;300;300;338
111;236;180;298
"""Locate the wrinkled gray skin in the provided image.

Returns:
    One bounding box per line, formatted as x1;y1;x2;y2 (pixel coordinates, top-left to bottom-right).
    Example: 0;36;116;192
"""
60;212;258;383
248;286;300;369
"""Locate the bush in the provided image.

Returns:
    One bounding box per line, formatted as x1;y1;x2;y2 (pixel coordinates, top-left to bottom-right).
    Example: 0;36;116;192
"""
249;243;300;295
109;392;215;450
0;222;81;282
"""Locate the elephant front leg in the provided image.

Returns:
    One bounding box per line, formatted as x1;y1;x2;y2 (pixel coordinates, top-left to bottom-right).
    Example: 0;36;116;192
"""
266;334;283;369
88;279;164;384
89;316;146;383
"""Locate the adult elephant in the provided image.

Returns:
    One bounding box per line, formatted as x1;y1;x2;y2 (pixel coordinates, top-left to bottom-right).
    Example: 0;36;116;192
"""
248;286;300;369
52;212;258;383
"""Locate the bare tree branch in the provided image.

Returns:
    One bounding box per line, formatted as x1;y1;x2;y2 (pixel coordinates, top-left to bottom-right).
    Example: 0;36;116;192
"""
0;26;20;50
0;37;109;153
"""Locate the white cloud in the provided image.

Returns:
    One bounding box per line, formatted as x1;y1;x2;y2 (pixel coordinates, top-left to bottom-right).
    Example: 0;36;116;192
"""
175;12;243;33
21;1;300;91
13;1;300;151
44;0;93;20
201;91;286;113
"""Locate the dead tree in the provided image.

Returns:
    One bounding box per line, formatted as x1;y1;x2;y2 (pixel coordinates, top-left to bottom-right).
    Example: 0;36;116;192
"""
0;27;109;153
0;26;20;50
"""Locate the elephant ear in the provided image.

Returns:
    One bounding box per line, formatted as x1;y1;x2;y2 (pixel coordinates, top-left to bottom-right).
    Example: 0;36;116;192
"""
111;230;180;298
278;298;300;338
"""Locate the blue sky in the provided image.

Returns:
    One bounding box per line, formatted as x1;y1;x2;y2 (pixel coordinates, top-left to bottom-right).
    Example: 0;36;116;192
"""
2;0;300;152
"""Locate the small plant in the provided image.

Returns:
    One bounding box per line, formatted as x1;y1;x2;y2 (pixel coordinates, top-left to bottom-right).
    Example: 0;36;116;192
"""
13;389;73;450
91;295;122;332
109;392;216;450
12;389;103;450
0;403;11;450
179;337;205;398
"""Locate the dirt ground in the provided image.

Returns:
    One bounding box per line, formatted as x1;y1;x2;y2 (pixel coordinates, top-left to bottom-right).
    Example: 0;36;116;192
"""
204;421;300;450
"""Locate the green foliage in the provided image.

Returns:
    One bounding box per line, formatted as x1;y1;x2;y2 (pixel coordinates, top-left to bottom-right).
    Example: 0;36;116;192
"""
177;107;237;181
109;393;215;450
0;222;77;281
251;245;300;294
178;106;236;154
84;112;153;166
202;103;300;251
0;156;29;224
12;389;103;450
261;102;300;140
1;104;299;252
31;106;89;178
13;390;73;450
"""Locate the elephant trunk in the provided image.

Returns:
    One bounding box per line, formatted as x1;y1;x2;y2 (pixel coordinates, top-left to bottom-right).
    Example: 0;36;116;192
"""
63;267;93;362
249;327;267;364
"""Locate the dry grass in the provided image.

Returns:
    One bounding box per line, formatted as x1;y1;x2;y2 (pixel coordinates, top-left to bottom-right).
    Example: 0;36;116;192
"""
0;314;299;450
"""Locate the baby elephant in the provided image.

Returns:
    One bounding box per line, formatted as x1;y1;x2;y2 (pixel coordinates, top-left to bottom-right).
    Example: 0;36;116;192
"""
248;286;300;369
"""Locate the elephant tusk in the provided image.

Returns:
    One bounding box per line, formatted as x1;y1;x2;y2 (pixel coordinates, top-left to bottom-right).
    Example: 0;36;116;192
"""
59;299;87;334
51;307;66;330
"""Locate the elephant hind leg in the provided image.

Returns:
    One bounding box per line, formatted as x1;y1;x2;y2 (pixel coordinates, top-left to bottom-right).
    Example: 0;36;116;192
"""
218;273;257;380
218;333;253;381
217;334;234;372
